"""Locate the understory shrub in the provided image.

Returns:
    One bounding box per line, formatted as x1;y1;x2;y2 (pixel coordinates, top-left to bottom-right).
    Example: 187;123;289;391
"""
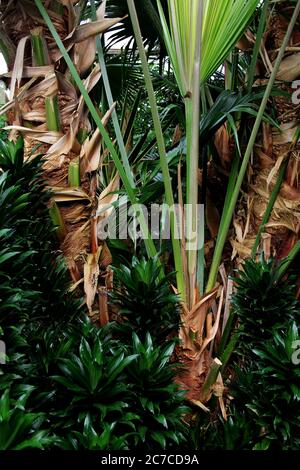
0;137;82;328
197;256;300;450
1;319;188;450
0;139;188;450
109;256;181;344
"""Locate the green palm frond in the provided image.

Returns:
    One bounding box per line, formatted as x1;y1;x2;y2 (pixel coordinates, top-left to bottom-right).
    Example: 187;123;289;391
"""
157;0;260;93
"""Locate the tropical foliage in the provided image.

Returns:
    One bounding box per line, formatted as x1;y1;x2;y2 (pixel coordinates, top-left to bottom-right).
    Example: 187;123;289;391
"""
109;256;180;343
0;0;300;451
197;258;300;450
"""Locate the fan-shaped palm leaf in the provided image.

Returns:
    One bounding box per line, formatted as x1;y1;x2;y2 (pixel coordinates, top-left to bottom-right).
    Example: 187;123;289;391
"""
157;0;260;93
84;0;168;51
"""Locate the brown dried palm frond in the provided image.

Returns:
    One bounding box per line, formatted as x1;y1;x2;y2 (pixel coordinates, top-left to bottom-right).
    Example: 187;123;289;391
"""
0;0;122;315
232;5;300;262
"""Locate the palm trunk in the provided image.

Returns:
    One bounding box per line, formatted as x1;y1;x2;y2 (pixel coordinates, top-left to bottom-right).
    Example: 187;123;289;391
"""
0;0;118;320
232;2;300;264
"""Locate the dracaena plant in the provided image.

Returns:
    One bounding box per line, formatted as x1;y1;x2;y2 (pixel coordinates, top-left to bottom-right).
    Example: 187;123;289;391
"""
0;138;83;328
197;260;300;450
231;256;299;342
0;389;53;450
125;333;189;449
109;256;180;344
50;328;188;450
23;322;188;450
51;324;136;432
227;326;300;450
57;417;133;450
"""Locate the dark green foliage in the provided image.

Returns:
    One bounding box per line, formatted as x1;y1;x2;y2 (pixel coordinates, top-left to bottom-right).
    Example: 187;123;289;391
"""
50;320;137;441
127;333;189;449
48;326;188;450
249;325;300;448
0;138;82;327
197;257;300;450
196;407;258;450
224;325;300;450
0;139;188;450
200;89;279;145
109;256;181;343
231;255;299;340
0;389;53;450
1;320;188;450
0;138;83;448
57;418;131;450
253;324;300;401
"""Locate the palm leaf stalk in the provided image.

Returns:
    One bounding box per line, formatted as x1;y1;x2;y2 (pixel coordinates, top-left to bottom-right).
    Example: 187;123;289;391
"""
30;27;61;133
127;0;185;301
206;0;300;292
157;0;203;307
251;158;288;258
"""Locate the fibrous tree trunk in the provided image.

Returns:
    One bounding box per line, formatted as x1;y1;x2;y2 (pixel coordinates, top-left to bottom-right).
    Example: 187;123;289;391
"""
0;0;120;321
232;2;300;264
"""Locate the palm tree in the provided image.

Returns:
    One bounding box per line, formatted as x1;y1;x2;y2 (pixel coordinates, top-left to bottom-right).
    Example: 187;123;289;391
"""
126;0;300;402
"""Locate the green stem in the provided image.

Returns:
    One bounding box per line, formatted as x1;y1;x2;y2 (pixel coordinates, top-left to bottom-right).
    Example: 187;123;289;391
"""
68;160;80;187
230;49;239;92
49;201;67;241
127;0;185;300
206;0;300;292
45;97;61;132
34;0;158;262
185;2;203;307
217;309;237;359
199;358;222;402
185;98;195;302
247;0;269;92
278;240;300;279
220;330;239;373
31;28;61;132
211;151;239;276
252;158;288;257
31;29;48;66
197;244;205;297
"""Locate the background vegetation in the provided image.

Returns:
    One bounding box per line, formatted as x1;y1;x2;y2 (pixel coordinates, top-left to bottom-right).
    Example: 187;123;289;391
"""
0;0;300;450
